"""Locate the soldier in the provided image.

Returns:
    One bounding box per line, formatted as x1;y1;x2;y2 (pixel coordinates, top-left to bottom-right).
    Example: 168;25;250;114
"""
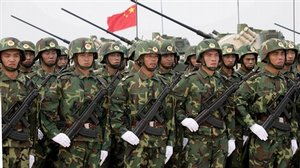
219;43;239;86
172;39;235;167
40;37;110;167
230;44;259;168
97;41;125;167
126;40;143;74
28;37;63;168
0;37;36;167
56;46;69;71
19;40;35;74
183;45;200;74
235;38;298;167
110;40;175;167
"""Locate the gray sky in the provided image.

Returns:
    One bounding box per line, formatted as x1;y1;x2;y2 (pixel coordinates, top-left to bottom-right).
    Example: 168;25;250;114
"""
1;0;299;47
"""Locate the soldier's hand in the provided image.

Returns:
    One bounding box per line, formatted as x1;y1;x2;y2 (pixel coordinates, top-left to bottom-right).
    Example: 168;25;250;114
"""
291;139;298;155
164;146;173;164
38;129;44;140
99;150;108;166
121;131;140;145
250;123;268;141
52;133;71;147
29;154;35;168
181;118;199;132
227;139;236;156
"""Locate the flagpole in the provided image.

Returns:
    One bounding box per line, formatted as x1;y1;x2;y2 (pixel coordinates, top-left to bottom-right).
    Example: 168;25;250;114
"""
160;0;164;35
135;2;139;40
237;0;240;26
293;0;295;42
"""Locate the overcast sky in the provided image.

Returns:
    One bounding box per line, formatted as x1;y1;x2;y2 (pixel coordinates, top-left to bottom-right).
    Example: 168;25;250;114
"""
1;0;299;47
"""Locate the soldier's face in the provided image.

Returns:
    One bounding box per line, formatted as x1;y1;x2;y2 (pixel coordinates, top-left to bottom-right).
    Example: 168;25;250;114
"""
268;49;285;69
77;52;94;68
285;50;296;66
21;51;35;68
57;55;68;68
143;53;158;71
222;54;236;68
203;50;219;70
160;54;175;69
0;49;21;70
190;55;200;67
41;49;57;67
107;52;122;67
242;54;256;70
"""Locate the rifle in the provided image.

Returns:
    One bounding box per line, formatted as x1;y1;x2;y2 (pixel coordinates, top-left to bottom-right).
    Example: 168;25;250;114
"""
132;73;181;137
262;81;299;131
61;8;133;45
274;23;300;36
2;70;63;140
194;68;259;126
65;72;121;140
130;0;214;39
11;15;70;44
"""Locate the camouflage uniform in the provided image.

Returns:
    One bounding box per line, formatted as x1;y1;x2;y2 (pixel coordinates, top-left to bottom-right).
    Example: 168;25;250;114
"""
0;37;36;168
29;37;62;168
41;38;110;167
173;39;235;167
110;40;175;167
235;38;298;168
97;41;125;168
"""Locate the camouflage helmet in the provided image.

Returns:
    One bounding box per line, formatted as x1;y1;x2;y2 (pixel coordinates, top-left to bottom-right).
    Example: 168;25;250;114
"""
259;38;286;63
159;39;179;57
35;37;61;61
196;39;222;62
99;41;124;63
134;40;160;61
184;45;196;65
59;46;69;57
0;37;25;62
221;43;239;57
128;40;142;60
284;40;298;56
237;44;258;63
21;41;35;53
68;37;98;60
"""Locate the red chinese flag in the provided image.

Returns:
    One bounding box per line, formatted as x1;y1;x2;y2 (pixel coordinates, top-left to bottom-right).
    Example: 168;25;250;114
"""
107;5;137;32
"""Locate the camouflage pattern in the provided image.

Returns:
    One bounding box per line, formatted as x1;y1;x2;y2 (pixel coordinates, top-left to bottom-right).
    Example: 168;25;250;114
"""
172;67;234;167
237;44;258;63
134;40;160;61
1;71;35;168
196;39;222;62
221;43;239;58
21;41;35;53
159;39;179;58
59;46;69;57
99;41;124;63
0;37;25;62
259;38;286;62
127;40;142;61
110;69;175;167
285;40;298;56
68;37;98;59
234;67;297;167
35;37;61;61
183;46;196;65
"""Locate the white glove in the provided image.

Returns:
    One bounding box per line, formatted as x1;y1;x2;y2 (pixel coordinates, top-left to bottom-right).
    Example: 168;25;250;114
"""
227;139;236;156
250;123;268;141
38;129;44;140
291;139;298;155
182;137;189;149
99;150;108;166
52;133;71;147
121;131;140;145
243;135;249;146
164;146;173;164
29;154;35;168
181;118;199;132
